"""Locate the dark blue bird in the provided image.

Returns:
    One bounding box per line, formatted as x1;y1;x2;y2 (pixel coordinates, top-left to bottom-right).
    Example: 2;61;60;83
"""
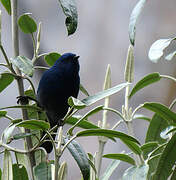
37;53;80;153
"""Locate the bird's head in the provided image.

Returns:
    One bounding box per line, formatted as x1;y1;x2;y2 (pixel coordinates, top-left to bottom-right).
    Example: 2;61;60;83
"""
52;53;80;74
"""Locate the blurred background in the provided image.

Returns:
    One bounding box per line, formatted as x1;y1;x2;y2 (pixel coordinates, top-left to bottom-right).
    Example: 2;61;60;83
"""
0;0;176;179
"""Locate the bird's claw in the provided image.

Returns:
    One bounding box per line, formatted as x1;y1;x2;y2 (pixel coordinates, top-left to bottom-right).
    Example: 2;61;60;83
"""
16;96;30;105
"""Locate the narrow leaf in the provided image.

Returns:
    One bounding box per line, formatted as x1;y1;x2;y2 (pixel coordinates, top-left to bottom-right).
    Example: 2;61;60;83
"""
141;142;158;155
64;139;90;180
0;0;11;15
18;13;37;34
129;73;161;98
12;132;36;140
34;162;52;180
148;38;174;63
58;162;67;180
103;154;135;165
76;129;140;144
0;72;14;93
143;102;176;124
80;83;89;96
122;164;149;180
153;133;176;180
100;159;120;180
44;52;61;67
0;105;42;111
82;82;129;106
65;115;99;129
129;0;146;45
17;120;50;130
58;0;78;35
3;150;13;180
3;124;16;143
12;164;28;180
124;45;134;82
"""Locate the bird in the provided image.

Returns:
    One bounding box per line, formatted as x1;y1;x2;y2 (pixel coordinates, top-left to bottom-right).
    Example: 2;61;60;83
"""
37;53;80;153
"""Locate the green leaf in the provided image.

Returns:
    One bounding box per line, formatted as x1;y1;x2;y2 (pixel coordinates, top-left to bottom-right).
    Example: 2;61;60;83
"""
0;168;1;180
65;139;90;180
122;164;149;180
76;129;140;144
153;133;176;180
82;82;129;106
18;13;37;34
34;162;52;180
68;106;104;135
17;120;50;130
0;0;11;15
0;72;14;93
58;0;78;35
0;105;42;111
133;114;151;122
68;97;86;109
160;126;174;140
122;139;142;155
129;73;161;98
148;38;174;63
10;56;34;77
12;164;28;180
79;84;89;96
143;102;176;124
103;154;135;165
44;52;61;67
58;162;67;180
141;141;158;156
129;0;146;45
3;150;13;180
100;160;120;180
65;115;99;129
124;45;134;82
0;111;7;118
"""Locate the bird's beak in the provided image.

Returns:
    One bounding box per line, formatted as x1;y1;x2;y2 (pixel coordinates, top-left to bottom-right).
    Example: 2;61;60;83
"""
73;56;80;60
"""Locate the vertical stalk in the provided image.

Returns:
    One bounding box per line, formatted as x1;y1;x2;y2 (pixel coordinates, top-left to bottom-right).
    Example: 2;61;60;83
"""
11;0;35;178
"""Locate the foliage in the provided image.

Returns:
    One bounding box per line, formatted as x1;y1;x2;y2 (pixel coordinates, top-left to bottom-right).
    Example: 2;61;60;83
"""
0;0;175;180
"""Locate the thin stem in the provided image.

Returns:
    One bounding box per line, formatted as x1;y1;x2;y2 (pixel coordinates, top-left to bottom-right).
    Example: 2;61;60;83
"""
22;76;36;94
111;120;123;130
34;66;49;70
31;33;37;61
11;0;35;178
161;74;176;83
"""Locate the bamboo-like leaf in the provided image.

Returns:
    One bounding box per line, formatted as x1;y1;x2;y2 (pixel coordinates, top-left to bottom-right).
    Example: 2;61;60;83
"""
3;124;16;143
129;0;146;45
129;73;161;98
148;38;175;63
0;105;42;111
18;13;37;34
0;110;7;118
58;0;78;35
3;150;13;180
143;102;176;124
0;72;14;93
44;52;61;67
68;96;86;109
103;153;135;165
65;139;90;180
122;164;149;180
76;129;140;144
10;56;34;77
82;82;129;106
153;133;176;180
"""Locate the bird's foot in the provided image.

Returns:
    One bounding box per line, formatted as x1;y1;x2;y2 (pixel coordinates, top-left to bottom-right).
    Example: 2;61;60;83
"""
17;95;38;105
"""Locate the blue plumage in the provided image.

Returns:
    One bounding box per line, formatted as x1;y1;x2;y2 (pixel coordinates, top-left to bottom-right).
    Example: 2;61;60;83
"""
37;53;80;153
